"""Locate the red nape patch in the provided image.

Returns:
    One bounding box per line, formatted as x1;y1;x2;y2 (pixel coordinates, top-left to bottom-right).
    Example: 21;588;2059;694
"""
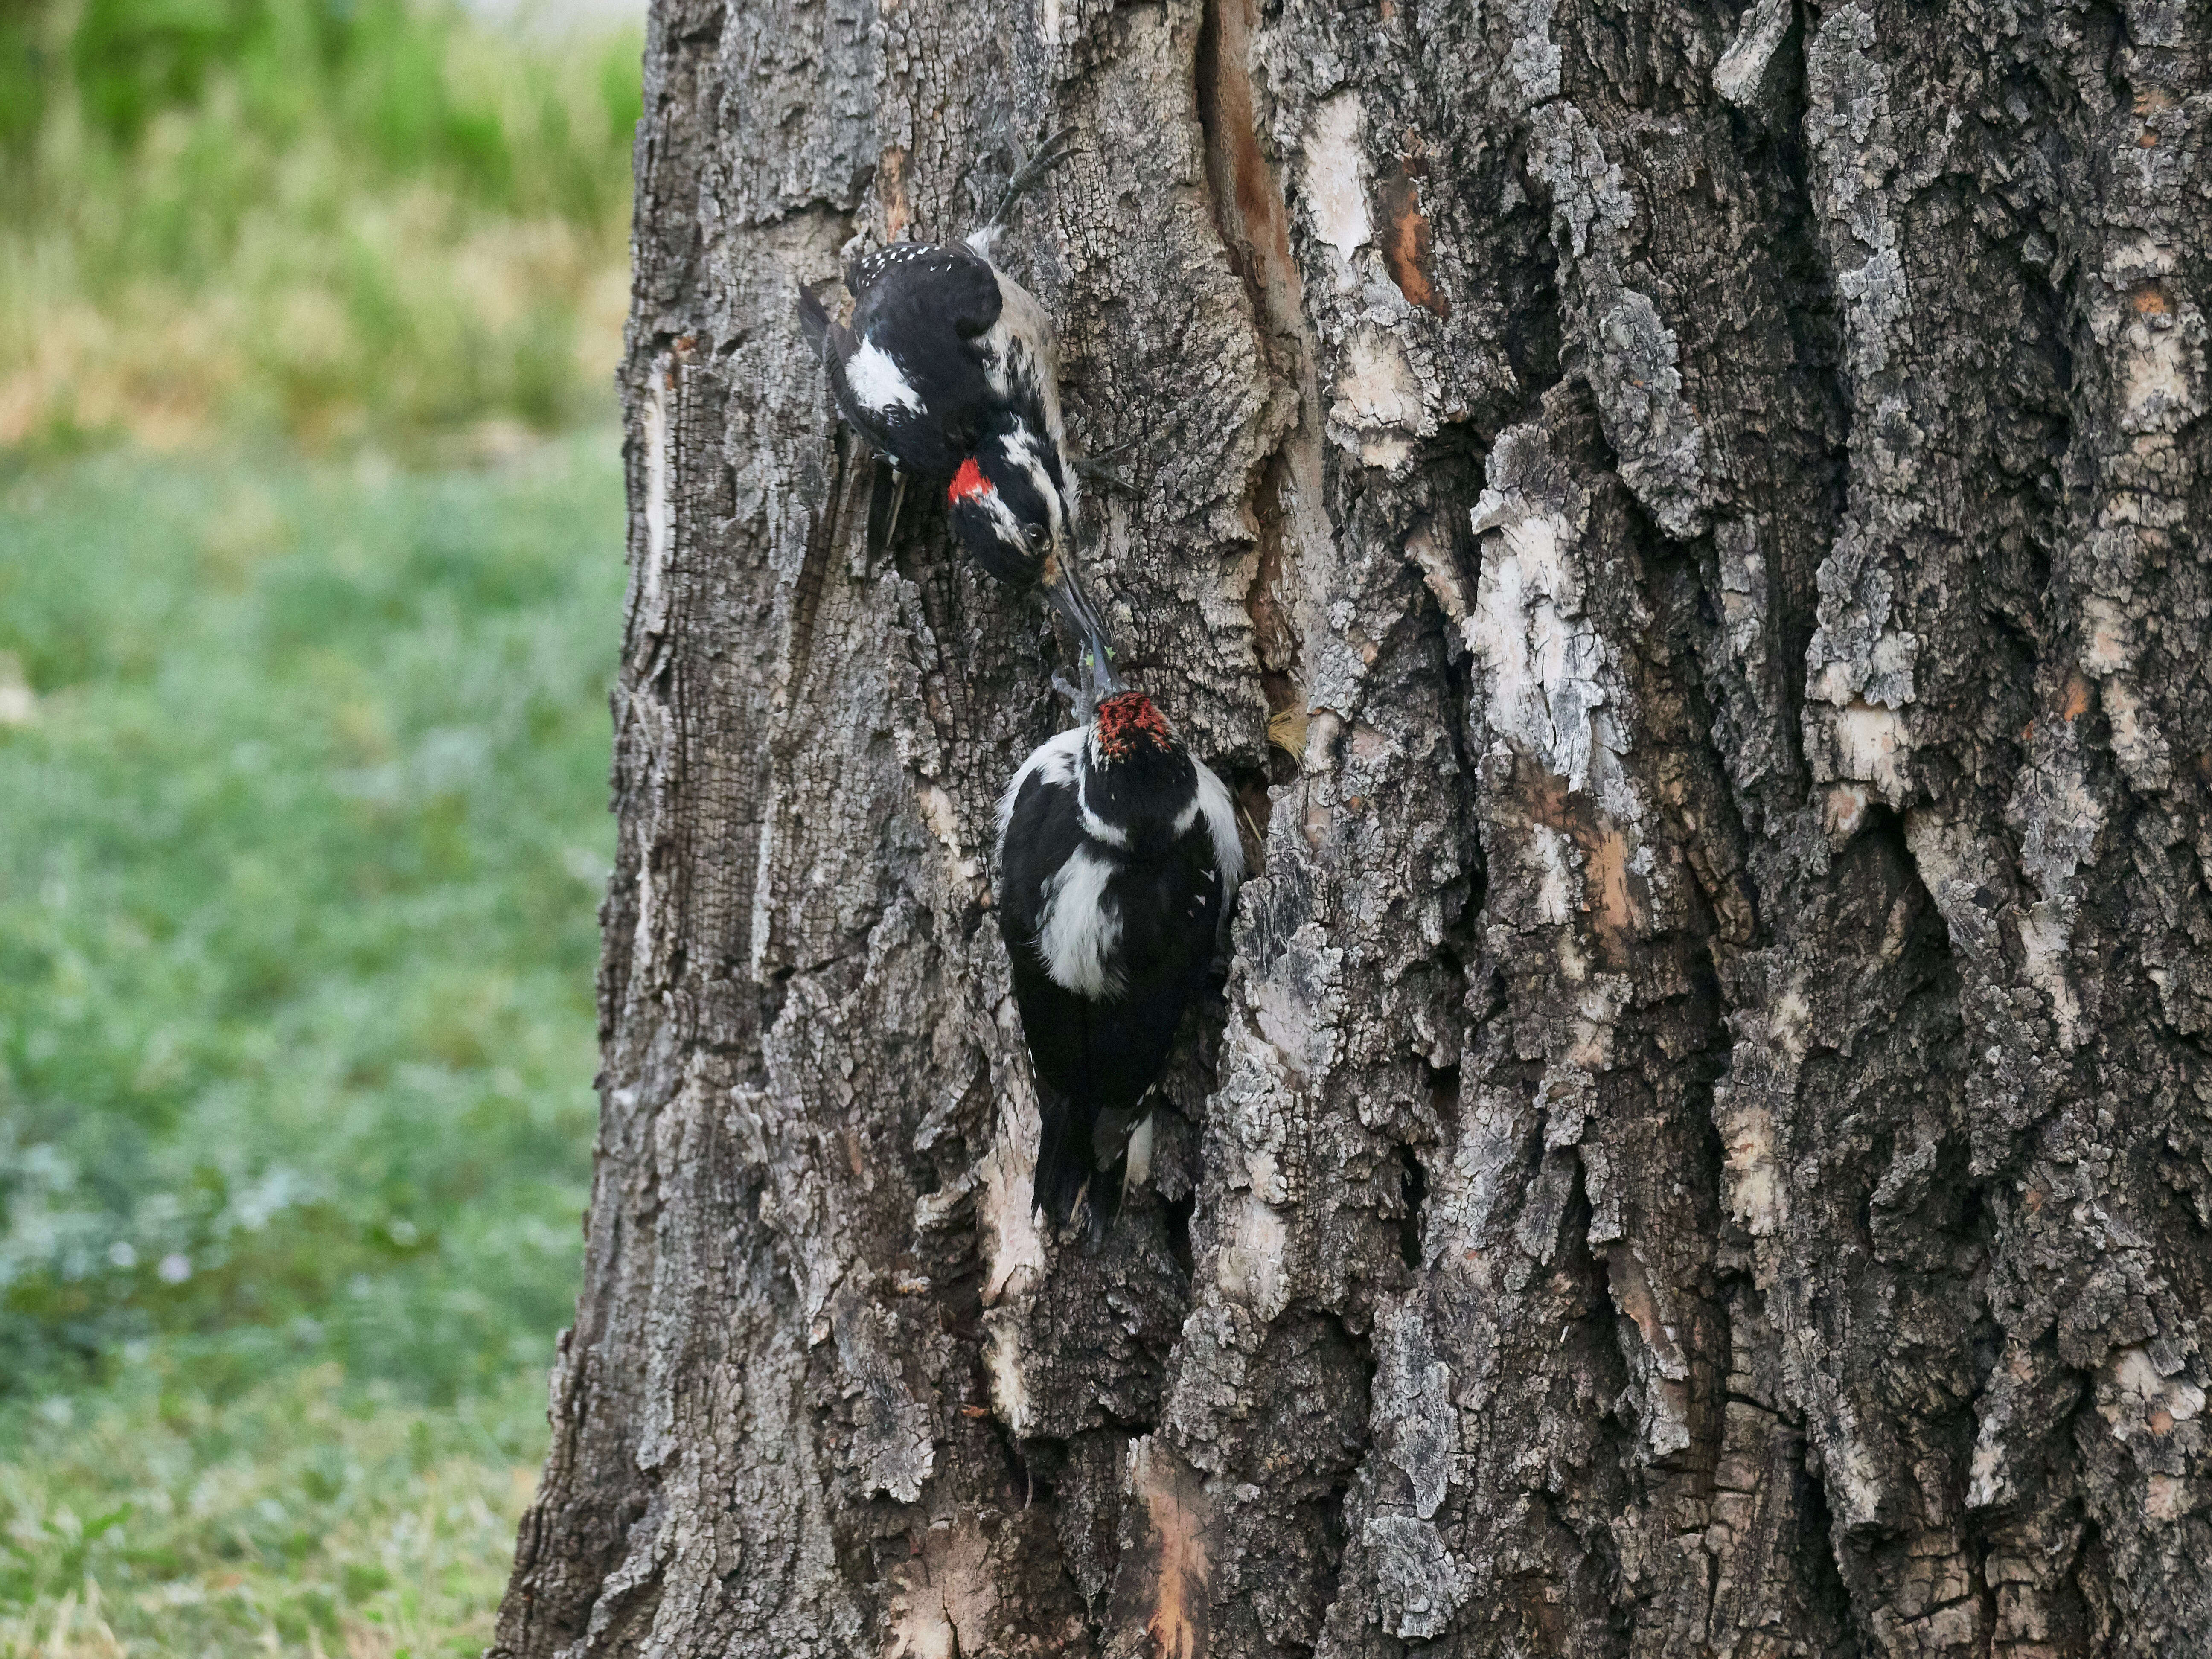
949;457;991;503
1093;692;1174;760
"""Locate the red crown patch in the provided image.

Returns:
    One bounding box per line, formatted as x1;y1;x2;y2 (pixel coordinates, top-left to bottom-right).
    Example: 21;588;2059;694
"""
1093;692;1173;760
949;457;991;503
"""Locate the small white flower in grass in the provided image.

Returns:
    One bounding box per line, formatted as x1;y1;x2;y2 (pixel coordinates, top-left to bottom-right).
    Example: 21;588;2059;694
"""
157;1252;192;1284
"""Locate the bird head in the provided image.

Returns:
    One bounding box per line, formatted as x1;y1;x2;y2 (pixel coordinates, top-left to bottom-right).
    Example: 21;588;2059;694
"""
1078;691;1196;852
947;427;1066;589
947;427;1116;685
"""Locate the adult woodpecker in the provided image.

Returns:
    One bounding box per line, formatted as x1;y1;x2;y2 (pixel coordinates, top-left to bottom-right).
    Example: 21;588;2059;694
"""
995;674;1245;1234
796;136;1116;667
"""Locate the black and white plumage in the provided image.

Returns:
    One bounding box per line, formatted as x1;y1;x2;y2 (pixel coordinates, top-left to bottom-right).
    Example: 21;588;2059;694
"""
995;692;1245;1234
797;230;1114;662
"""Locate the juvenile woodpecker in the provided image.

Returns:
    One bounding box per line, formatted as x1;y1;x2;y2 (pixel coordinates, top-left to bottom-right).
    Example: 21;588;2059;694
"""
995;686;1245;1234
796;143;1115;667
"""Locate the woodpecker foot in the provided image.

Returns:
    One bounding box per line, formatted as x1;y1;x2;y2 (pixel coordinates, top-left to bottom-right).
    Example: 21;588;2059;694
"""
982;128;1077;233
1051;667;1099;726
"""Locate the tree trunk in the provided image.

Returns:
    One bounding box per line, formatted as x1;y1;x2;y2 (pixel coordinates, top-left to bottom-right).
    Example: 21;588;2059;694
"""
494;0;2212;1651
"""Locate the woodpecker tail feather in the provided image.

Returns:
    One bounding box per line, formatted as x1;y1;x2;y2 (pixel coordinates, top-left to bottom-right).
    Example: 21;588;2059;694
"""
1033;1089;1099;1236
796;283;831;359
865;464;907;562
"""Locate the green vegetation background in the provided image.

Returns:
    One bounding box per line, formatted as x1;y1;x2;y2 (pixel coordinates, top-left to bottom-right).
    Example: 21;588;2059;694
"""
0;3;639;1651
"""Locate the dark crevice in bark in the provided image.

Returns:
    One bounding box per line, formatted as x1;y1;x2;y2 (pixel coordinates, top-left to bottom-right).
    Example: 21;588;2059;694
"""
786;425;859;697
1191;0;1243;293
1746;24;1842;746
1195;0;1322;802
1792;1428;1862;1655
1394;1142;1427;1273
1163;1186;1196;1276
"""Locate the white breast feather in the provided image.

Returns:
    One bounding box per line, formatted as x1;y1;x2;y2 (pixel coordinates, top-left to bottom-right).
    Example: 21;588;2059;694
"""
1037;844;1125;998
1192;759;1245;903
995;727;1083;856
845;337;923;415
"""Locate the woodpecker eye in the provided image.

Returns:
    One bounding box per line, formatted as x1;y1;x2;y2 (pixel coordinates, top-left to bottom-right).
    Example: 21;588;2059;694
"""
1025;523;1051;552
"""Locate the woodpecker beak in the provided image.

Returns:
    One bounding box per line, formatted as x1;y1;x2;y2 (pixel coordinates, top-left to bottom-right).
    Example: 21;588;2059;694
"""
1044;564;1123;717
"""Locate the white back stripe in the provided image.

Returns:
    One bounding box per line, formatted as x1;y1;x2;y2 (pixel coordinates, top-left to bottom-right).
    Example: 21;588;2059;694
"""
1037;844;1124;998
846;338;923;415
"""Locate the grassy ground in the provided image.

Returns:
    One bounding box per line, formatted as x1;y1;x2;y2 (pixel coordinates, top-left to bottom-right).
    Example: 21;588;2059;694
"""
0;436;625;1653
0;1365;546;1657
0;9;635;1646
1;1;639;454
2;436;623;1654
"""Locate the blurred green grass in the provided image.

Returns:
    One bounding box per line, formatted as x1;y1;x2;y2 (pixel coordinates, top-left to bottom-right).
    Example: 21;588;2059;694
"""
1;0;640;452
0;436;624;1652
1;1364;547;1656
0;2;638;1648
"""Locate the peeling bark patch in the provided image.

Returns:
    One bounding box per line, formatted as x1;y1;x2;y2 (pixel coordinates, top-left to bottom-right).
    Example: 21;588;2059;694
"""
1524;763;1645;958
985;1315;1033;1437
1199;0;1295;294
1301;92;1371;261
1330;326;1425;469
885;1519;998;1659
1820;699;1910;805
979;1077;1046;1309
878;146;912;245
1216;1190;1291;1318
1375;160;1449;317
1467;444;1609;795
1112;1440;1214;1659
641;369;672;625
1714;0;1792;113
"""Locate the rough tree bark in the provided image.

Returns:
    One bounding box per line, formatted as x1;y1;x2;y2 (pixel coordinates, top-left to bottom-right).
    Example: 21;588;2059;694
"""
493;0;2212;1652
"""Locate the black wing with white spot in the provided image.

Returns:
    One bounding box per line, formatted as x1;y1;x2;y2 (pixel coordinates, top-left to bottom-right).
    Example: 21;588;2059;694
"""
845;241;1004;338
821;241;1008;476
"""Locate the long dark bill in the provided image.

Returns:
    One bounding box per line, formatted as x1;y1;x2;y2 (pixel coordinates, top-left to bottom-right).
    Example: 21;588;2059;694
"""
1045;565;1123;718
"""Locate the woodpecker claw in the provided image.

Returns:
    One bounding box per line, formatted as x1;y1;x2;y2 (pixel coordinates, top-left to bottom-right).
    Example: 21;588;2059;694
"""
981;128;1078;235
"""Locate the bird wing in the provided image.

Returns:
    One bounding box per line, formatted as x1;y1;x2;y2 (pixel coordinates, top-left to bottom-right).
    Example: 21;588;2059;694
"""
825;242;1007;475
997;765;1100;1227
845;241;1004;337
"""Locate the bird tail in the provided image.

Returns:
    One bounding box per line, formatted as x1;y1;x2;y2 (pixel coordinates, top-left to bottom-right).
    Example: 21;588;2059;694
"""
796;282;831;359
1033;1088;1100;1238
1033;1094;1154;1246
